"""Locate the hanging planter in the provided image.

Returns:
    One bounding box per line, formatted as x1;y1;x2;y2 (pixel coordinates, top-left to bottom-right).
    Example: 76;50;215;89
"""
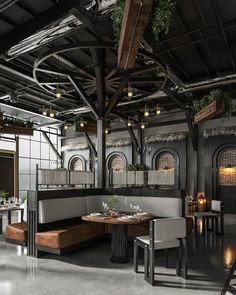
193;89;233;125
0;110;34;135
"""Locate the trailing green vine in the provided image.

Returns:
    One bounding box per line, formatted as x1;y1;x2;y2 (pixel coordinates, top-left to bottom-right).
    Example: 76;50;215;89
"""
112;0;176;42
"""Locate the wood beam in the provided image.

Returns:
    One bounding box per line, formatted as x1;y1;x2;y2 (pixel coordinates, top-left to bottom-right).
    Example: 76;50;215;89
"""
69;76;99;119
84;132;97;157
41;131;62;160
185;107;198;151
118;0;152;69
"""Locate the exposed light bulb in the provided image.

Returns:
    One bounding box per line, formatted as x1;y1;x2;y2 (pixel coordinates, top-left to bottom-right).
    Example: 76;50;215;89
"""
49;111;55;118
80;121;84;128
141;123;145;129
64;123;68;130
127;120;132;127
127;87;133;97
156;106;161;115
144;109;149;117
55;88;62;98
42;109;47;116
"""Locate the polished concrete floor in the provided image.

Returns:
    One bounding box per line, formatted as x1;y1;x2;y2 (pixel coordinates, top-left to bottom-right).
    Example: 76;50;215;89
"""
0;214;235;295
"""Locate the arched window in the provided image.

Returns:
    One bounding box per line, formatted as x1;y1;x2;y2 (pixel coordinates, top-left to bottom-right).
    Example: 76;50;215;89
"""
218;148;236;186
106;152;127;187
156;152;175;170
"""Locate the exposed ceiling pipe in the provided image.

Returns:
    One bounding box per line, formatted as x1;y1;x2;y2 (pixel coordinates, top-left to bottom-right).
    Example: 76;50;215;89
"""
0;0;19;12
167;66;236;93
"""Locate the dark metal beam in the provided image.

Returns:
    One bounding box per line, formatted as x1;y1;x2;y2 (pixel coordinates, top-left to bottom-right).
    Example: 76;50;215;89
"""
212;0;235;71
185;107;198;151
91;48;106;117
84;132;97;157
127;126;140;155
0;0;79;55
163;87;185;110
41;131;62;160
104;76;129;118
97;119;106;188
69;76;99;119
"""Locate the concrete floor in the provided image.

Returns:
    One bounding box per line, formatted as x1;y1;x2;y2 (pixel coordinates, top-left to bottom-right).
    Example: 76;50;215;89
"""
0;214;235;295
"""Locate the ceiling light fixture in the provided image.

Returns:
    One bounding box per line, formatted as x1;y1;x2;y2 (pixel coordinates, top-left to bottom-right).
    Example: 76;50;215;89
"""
42;107;47;116
140;122;145;129
127;83;133;97
105;127;111;134
55;88;62;99
156;105;161;115
49;107;55;118
64;122;68;130
127;118;133;127
144;106;149;117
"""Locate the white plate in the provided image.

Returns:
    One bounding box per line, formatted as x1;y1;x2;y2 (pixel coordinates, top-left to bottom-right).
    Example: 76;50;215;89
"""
89;213;102;216
136;212;148;216
120;215;135;220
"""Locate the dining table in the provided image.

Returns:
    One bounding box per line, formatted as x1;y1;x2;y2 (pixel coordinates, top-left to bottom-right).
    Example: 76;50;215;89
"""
82;212;155;263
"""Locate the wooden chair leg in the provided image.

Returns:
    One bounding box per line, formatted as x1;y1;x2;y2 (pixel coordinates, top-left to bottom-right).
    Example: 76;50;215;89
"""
134;239;139;273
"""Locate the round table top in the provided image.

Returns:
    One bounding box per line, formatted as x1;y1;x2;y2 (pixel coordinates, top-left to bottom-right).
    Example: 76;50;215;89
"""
82;212;155;225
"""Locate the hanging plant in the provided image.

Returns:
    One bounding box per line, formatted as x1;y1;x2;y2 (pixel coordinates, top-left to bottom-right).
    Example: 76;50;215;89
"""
194;89;233;119
151;0;176;41
112;0;176;42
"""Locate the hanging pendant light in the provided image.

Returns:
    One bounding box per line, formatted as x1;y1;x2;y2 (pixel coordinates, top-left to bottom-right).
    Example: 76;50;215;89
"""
156;105;161;115
127;83;134;97
144;106;149;117
42;106;47;116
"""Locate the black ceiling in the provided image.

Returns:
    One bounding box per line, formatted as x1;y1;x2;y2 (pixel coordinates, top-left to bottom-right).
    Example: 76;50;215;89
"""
0;0;235;125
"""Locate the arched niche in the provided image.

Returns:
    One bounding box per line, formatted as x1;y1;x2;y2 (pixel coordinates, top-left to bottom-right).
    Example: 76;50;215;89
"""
106;152;128;187
152;148;180;188
68;154;86;171
212;143;236;213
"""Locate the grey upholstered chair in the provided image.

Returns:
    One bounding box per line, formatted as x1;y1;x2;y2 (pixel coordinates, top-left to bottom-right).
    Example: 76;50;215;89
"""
134;217;187;286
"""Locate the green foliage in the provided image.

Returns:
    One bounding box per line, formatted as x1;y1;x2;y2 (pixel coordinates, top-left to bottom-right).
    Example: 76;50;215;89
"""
152;0;176;41
107;195;119;210
0;112;34;129
128;163;147;171
194;89;233;118
112;0;176;42
112;0;125;41
0;190;9;198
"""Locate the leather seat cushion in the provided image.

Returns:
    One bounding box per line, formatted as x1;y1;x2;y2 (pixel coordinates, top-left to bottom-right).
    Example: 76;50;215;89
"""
5;222;27;242
35;222;105;249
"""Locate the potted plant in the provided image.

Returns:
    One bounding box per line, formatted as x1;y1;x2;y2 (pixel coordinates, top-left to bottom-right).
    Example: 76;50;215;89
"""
107;195;119;215
0;190;9;205
194;89;233;124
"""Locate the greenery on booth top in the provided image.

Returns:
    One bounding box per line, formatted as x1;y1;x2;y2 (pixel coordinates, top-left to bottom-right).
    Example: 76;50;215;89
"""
128;163;147;171
112;0;176;42
0;110;34;128
0;190;9;198
193;89;233;118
